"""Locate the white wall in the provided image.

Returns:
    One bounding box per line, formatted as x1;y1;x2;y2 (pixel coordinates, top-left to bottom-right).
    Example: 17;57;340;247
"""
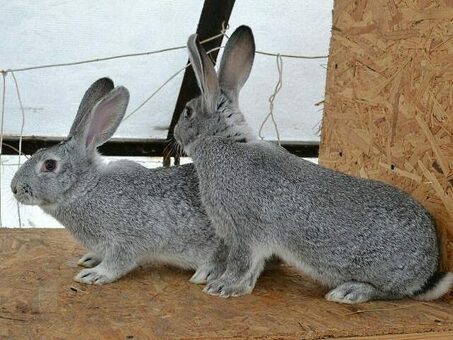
1;0;332;142
1;1;332;227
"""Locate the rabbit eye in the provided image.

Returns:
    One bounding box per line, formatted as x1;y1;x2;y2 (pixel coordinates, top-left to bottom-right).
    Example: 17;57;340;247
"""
184;106;193;118
43;159;57;172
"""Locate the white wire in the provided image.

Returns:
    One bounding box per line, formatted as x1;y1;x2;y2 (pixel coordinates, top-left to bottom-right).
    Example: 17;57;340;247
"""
0;27;327;229
10;71;25;227
0;72;6;227
259;54;283;144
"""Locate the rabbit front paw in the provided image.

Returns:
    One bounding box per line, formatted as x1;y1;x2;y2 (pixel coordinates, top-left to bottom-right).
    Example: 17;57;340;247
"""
74;267;118;285
77;252;102;268
203;277;253;298
190;263;225;284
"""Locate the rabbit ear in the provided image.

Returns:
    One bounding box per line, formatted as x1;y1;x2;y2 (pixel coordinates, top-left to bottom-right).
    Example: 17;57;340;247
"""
84;86;130;148
75;86;130;149
218;26;255;101
69;78;114;137
187;34;220;112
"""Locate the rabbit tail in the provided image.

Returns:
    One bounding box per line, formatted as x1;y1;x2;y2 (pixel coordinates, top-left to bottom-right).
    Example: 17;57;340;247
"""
412;272;453;301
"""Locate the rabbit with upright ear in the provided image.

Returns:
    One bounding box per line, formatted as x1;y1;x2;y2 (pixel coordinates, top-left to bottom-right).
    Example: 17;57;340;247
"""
173;25;453;303
11;77;220;285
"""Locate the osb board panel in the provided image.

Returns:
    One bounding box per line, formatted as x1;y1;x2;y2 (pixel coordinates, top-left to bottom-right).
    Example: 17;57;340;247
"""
1;230;453;339
343;331;453;340
318;0;453;269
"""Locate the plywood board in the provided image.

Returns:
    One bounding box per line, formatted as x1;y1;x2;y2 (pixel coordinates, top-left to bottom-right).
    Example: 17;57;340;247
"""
319;0;453;269
1;229;453;339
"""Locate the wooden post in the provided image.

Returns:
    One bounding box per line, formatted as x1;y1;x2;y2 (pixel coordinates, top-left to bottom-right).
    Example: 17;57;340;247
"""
163;0;236;166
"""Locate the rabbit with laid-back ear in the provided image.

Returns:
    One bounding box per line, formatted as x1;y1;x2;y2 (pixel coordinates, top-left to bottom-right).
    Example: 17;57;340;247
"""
173;25;453;303
11;77;221;285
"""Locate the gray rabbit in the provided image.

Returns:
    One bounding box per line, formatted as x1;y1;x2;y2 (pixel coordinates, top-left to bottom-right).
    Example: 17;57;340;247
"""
11;78;220;285
173;25;453;303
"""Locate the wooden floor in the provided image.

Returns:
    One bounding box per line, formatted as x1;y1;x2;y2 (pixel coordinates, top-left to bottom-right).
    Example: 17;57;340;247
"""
1;229;453;339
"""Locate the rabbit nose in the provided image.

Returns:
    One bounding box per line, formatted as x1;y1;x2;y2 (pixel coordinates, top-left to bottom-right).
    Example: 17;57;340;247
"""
12;186;18;195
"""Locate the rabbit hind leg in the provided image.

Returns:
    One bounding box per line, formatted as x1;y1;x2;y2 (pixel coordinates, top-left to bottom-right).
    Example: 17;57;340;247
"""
325;281;390;304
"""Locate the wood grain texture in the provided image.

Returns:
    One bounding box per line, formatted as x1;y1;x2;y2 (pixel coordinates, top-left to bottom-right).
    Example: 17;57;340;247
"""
319;0;453;269
343;331;453;339
1;229;453;339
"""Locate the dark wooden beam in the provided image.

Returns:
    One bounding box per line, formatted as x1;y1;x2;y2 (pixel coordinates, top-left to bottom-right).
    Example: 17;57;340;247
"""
1;137;319;158
1;137;166;157
282;143;319;158
163;0;236;166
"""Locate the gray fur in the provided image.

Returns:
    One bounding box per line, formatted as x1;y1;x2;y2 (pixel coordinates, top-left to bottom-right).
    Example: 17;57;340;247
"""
11;78;219;285
174;25;451;302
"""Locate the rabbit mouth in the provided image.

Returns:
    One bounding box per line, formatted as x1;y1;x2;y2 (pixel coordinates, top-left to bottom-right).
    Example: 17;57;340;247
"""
15;193;41;205
173;134;181;146
14;186;42;205
173;124;182;144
